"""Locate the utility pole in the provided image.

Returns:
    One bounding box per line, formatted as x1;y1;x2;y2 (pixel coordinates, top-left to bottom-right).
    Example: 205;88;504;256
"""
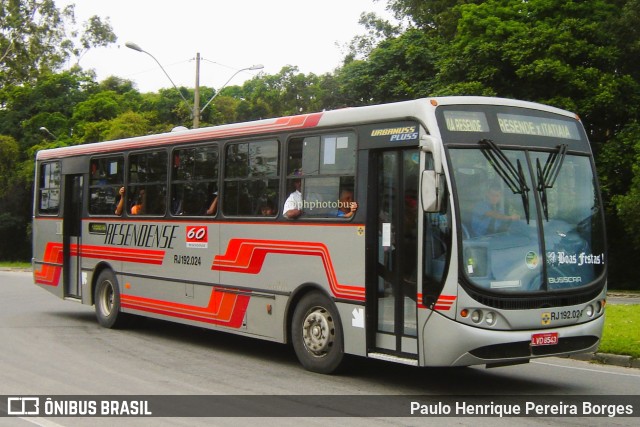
127;41;262;129
193;52;201;128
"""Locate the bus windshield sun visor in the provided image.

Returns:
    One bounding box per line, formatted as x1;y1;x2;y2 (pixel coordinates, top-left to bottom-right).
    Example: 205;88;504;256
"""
478;139;531;224
536;144;568;222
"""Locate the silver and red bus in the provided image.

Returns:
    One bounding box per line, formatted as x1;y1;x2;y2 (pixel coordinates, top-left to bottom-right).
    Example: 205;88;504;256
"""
33;97;607;373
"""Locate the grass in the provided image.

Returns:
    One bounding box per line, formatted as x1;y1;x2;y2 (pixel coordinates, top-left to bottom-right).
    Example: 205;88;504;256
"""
0;261;31;269
599;304;640;358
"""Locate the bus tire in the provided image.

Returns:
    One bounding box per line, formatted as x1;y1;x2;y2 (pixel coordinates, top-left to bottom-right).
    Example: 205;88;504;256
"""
292;291;344;374
94;270;128;329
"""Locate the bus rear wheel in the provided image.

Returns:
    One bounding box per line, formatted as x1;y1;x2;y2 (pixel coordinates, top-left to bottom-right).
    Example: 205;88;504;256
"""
94;269;129;329
292;291;344;374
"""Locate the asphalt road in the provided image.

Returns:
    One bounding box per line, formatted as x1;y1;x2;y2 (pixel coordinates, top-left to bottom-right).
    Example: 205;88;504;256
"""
0;270;638;427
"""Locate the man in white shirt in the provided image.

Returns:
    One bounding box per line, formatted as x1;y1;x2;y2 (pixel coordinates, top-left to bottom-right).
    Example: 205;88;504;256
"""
283;179;303;219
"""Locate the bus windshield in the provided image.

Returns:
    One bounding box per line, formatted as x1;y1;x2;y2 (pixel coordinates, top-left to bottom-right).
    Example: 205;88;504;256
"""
451;147;605;293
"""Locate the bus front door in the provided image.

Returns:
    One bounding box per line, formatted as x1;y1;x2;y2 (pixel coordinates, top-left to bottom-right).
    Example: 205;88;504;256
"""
368;149;419;359
63;174;83;298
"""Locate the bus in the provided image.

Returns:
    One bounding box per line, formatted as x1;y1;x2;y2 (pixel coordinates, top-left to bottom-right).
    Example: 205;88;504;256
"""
32;96;607;374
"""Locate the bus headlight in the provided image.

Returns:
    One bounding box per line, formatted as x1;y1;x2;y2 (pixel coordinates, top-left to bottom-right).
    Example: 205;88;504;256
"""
485;311;496;326
585;304;594;317
471;310;483;323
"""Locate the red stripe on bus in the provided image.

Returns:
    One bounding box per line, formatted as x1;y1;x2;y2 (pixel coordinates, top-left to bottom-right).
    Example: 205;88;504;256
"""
121;289;249;328
433;295;456;311
34;243;64;286
212;238;365;301
78;245;165;264
34;242;165;287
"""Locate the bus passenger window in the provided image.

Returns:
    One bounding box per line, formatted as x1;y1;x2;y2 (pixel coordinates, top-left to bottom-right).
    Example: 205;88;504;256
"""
170;145;218;216
128;150;167;216
88;156;124;216
223;140;279;217
285;133;357;219
38;162;61;215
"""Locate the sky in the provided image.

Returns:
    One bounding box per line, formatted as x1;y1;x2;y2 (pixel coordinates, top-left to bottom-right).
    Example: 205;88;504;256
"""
56;0;393;93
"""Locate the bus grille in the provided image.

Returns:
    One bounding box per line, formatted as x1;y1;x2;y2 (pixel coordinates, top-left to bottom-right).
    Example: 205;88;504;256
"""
469;336;599;360
465;287;603;310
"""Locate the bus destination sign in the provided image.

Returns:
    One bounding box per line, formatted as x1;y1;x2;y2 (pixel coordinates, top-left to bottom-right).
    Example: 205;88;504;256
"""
444;111;490;133
497;113;580;140
443;110;581;141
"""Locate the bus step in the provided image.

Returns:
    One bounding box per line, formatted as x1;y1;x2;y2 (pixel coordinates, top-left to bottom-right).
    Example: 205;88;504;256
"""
63;296;82;303
368;352;419;366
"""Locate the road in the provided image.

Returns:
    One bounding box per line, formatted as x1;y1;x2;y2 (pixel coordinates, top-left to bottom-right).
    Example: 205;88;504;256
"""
0;270;638;427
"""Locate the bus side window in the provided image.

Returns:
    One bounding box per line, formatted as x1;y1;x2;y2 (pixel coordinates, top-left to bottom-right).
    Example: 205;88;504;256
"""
170;145;218;216
89;156;124;216
285;133;356;219
223;140;279;217
128;150;167;216
38;162;61;215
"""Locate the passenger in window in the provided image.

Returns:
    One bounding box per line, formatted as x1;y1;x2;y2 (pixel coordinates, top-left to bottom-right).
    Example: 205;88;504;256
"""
334;189;358;218
171;194;183;215
91;162;101;181
260;200;276;216
130;189;145;215
283;178;303;219
206;191;218;215
115;187;125;215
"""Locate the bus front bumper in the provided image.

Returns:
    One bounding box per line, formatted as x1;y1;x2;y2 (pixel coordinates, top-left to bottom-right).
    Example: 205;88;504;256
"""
421;311;604;367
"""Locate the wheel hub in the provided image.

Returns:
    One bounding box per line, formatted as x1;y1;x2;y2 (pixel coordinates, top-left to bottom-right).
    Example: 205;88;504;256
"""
302;308;335;356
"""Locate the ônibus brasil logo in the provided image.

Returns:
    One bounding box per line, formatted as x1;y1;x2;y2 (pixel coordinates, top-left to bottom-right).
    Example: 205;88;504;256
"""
186;226;208;249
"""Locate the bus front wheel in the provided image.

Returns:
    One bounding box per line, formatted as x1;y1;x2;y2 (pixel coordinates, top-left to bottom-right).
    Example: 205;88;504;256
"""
292;291;344;374
94;270;128;329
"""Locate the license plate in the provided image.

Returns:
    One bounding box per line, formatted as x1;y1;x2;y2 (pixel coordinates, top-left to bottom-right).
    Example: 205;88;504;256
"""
531;332;559;346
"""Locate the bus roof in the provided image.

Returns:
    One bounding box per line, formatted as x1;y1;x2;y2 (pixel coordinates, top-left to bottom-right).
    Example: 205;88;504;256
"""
36;96;577;161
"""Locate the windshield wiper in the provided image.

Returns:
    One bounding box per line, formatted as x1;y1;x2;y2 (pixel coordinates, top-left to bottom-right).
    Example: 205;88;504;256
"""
537;144;568;221
479;139;531;224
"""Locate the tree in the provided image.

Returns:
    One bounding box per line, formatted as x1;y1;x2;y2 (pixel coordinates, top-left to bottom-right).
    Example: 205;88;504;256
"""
0;135;19;199
202;95;239;126
341;11;403;62
0;70;93;149
73;15;116;65
1;0;69;84
1;0;116;86
0;135;30;261
102;111;153;140
436;0;640;142
139;88;193;129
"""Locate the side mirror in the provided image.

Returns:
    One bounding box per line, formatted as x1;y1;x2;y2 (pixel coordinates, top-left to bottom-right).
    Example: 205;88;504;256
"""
421;170;442;212
421;135;442;174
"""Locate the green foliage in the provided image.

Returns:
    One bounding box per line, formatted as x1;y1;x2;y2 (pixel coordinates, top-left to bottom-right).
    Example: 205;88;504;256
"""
1;0;69;84
75;15;116;64
0;135;19;199
600;305;640;358
608;124;640;248
102;111;152;141
0;213;30;261
72;91;122;123
0;0;116;85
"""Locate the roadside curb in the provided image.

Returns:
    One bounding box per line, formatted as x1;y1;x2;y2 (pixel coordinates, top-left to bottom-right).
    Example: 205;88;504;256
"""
570;352;640;369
